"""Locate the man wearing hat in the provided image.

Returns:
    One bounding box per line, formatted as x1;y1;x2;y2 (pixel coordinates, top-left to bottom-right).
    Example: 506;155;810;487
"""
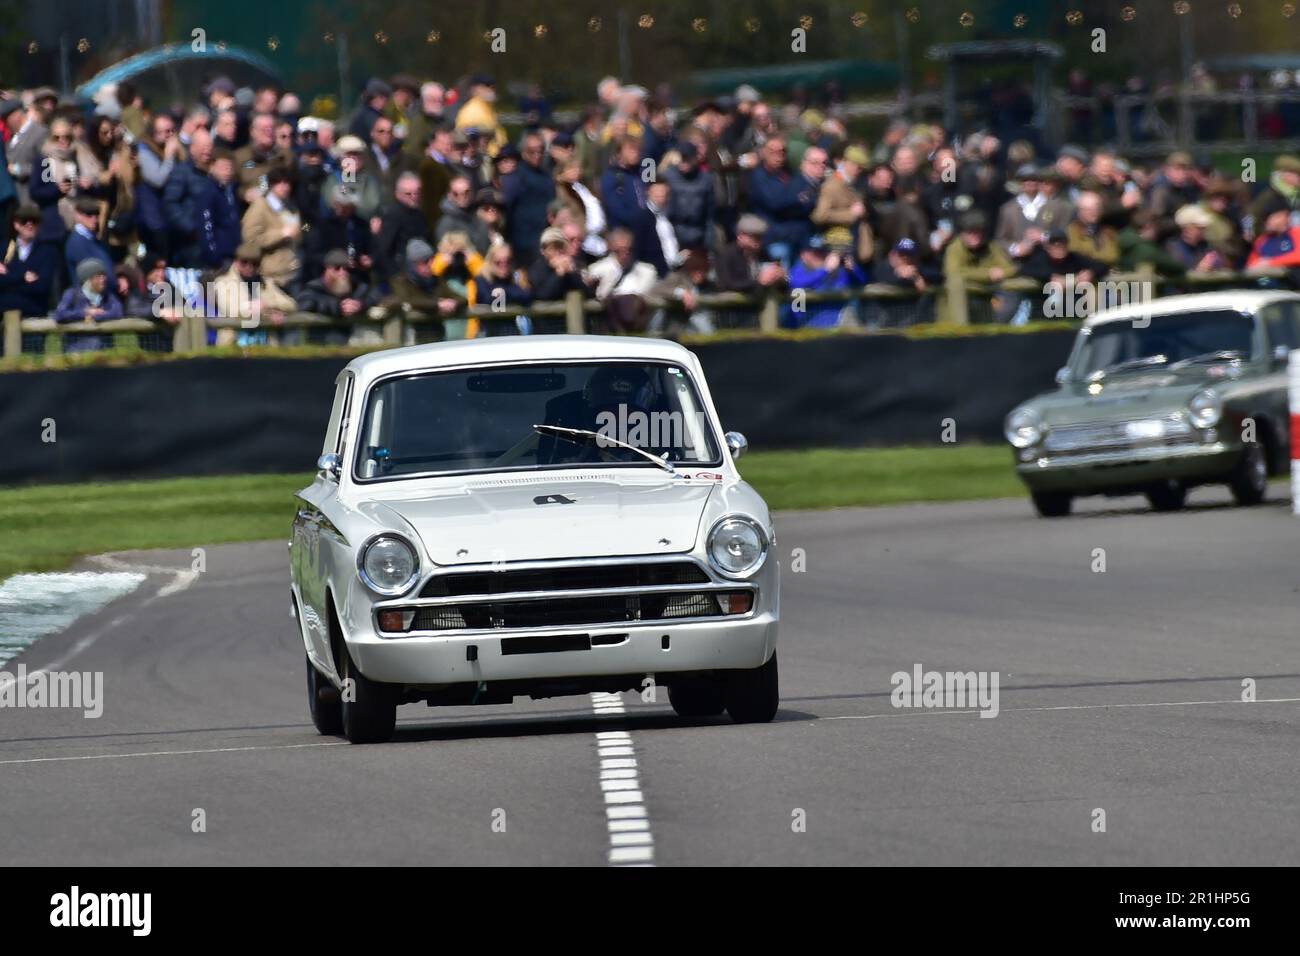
784;232;867;329
53;257;122;352
386;74;421;145
943;209;1017;294
1018;226;1106;289
327;136;383;218
1248;154;1300;232
1054;144;1090;203
1166;204;1226;272
1246;193;1300;271
877;237;930;297
812;144;874;265
716;213;786;294
349;78;393;143
0;204;60;316
64;197;113;284
455;75;507;156
210;243;297;346
296;248;380;344
1148;151;1203;238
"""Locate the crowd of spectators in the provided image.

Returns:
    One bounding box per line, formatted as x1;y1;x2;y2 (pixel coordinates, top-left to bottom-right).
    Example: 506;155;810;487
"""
5;70;1300;350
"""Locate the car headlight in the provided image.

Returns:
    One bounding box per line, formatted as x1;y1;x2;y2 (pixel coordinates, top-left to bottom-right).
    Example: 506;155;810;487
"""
1188;389;1222;429
707;516;768;578
358;534;420;596
1005;407;1042;449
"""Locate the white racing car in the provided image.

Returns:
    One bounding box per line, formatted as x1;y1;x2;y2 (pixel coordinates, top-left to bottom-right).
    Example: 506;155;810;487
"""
289;336;780;743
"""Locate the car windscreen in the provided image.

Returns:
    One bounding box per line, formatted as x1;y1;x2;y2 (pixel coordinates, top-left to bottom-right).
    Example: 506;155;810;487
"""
1073;309;1257;378
354;361;722;481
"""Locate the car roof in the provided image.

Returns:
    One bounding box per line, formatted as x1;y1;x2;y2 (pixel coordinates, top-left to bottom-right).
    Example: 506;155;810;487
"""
1083;289;1300;328
343;335;701;384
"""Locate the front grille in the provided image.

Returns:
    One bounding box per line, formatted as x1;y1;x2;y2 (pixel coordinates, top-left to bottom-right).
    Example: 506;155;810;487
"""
420;561;709;597
410;590;732;631
1043;416;1195;454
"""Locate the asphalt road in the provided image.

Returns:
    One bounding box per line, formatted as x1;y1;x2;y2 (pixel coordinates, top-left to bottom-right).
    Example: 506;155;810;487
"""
3;486;1298;866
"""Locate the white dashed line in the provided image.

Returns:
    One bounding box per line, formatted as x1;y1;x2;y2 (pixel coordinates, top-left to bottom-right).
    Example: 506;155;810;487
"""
589;691;655;866
823;696;1300;721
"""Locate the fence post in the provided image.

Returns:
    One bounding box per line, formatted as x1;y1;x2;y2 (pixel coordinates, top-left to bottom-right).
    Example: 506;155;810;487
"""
382;310;404;346
564;290;585;334
3;310;20;358
758;289;780;334
942;271;969;326
188;313;207;352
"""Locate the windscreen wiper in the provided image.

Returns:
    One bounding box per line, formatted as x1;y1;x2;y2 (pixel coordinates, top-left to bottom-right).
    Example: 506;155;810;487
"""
532;424;681;476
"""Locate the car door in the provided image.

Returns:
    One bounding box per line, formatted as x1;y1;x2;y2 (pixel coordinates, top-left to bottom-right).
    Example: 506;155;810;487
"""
294;372;354;671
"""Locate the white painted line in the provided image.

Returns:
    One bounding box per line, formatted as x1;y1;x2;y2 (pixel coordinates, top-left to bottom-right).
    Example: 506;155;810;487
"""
610;832;654;846
608;819;650;833
603;790;644;804
0;740;348;766
608;846;654;863
606;805;646;820
589;691;656;867
824;696;1300;721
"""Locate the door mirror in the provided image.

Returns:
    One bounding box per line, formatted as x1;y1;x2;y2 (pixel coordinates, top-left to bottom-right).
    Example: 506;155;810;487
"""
1055;367;1072;386
724;431;748;461
317;453;342;479
1272;344;1291;367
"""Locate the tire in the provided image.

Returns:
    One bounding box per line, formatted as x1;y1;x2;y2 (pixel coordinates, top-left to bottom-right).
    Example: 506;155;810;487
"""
1229;440;1268;506
1146;480;1187;512
1031;491;1073;518
339;645;397;744
306;652;343;735
724;652;779;724
668;677;726;717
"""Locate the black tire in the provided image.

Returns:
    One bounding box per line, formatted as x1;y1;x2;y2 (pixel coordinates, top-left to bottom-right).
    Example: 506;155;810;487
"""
1031;491;1073;518
1146;480;1187;512
724;652;779;724
668;677;726;717
1229;441;1268;506
306;652;343;735
339;645;397;744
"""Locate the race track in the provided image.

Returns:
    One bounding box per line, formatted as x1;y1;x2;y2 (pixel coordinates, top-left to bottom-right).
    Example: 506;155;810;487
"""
3;487;1298;866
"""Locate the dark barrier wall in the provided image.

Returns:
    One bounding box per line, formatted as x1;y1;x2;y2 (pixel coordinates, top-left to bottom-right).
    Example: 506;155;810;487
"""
0;332;1075;485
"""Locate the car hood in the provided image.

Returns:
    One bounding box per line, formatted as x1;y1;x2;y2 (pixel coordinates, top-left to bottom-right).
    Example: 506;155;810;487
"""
358;475;718;565
1029;365;1238;425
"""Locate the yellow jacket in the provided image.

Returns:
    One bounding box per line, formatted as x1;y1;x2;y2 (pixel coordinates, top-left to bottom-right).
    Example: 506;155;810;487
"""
454;96;507;155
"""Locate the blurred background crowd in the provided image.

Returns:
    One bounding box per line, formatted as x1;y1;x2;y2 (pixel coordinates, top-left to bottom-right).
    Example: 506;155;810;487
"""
7;15;1300;347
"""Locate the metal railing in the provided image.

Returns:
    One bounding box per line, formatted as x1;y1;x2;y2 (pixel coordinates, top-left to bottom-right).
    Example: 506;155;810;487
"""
3;268;1292;359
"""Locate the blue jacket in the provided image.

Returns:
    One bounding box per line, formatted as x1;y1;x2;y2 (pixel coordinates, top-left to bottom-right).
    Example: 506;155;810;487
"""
64;228;114;283
601;164;648;232
162;160;209;264
783;258;867;329
54;284;123;351
748;167;819;249
198;176;242;268
0;239;60;315
501;162;555;263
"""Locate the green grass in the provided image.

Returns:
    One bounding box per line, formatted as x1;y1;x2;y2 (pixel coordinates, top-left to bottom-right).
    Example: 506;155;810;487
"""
0;445;1021;578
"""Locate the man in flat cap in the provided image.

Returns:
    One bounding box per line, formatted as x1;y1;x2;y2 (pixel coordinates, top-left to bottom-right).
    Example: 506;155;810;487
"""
54;256;122;352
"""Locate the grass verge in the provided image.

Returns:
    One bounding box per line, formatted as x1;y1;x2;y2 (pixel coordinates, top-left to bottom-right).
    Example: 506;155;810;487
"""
0;444;1020;578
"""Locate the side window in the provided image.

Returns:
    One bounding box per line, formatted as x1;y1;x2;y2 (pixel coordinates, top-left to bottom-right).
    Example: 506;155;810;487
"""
1262;305;1292;356
321;374;354;456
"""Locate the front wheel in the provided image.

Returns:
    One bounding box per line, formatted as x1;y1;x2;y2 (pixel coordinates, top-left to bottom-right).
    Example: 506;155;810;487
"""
668;677;726;717
1146;480;1187;512
306;653;343;735
1229;441;1268;506
1031;491;1073;518
724;652;779;724
340;646;398;744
